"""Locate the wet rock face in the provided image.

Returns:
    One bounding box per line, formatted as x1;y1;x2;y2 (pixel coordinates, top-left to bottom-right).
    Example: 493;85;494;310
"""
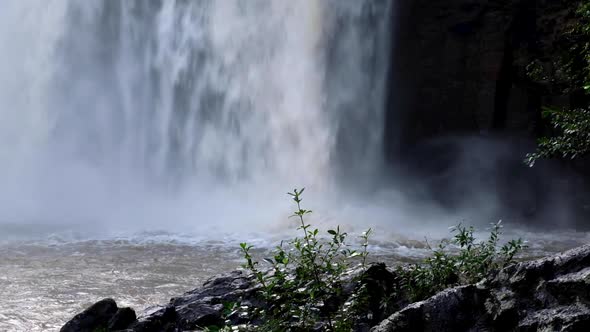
169;270;259;329
372;245;590;332
131;305;178;332
62;271;256;332
108;307;137;331
372;285;490;332
60;298;135;332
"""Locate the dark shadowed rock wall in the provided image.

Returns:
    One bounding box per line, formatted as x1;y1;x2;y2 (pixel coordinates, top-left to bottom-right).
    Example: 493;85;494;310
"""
386;0;576;154
383;0;590;227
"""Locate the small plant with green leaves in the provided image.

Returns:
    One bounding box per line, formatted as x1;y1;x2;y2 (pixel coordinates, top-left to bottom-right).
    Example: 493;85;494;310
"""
237;190;526;330
400;221;527;302
239;188;373;331
526;107;590;166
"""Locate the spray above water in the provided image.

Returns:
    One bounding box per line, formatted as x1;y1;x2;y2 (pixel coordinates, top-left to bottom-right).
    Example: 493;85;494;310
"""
0;0;393;239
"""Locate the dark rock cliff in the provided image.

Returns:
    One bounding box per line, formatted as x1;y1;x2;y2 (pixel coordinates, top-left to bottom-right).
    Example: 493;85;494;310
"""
386;0;576;151
384;0;590;227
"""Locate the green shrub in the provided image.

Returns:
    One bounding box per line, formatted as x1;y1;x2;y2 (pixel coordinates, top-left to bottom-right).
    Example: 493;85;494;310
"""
233;190;526;330
526;107;590;166
240;188;372;331
399;221;527;302
527;1;590;165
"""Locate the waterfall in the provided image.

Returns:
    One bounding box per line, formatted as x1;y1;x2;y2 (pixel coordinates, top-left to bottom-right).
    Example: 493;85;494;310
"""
0;0;392;231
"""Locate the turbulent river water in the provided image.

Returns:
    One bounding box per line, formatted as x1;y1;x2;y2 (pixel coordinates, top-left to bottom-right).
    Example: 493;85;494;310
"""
2;228;589;331
0;1;588;331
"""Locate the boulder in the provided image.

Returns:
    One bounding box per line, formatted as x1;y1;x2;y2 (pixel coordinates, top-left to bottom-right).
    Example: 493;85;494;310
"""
131;305;177;332
60;298;119;332
108;307;137;331
371;285;489;332
62;271;256;331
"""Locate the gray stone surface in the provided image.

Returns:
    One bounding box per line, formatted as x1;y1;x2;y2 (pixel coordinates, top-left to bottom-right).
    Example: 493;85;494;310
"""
372;245;590;332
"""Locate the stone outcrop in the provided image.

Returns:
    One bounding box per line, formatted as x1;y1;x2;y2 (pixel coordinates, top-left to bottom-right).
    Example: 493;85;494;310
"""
61;271;258;332
60;298;136;332
372;285;489;332
372;244;590;332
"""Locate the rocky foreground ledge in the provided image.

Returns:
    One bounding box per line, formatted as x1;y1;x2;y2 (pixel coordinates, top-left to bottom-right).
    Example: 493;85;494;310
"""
62;245;590;332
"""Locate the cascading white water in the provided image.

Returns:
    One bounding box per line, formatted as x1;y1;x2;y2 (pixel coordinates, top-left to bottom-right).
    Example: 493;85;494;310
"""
0;0;392;235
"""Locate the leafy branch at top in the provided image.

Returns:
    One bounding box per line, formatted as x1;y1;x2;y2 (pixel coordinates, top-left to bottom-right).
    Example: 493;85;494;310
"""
239;188;373;331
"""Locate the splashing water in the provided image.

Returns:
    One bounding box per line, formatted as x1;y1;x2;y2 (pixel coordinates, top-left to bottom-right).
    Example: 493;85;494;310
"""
0;0;393;237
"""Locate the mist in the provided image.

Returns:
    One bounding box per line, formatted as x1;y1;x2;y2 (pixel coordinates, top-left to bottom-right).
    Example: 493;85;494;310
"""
0;0;586;248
